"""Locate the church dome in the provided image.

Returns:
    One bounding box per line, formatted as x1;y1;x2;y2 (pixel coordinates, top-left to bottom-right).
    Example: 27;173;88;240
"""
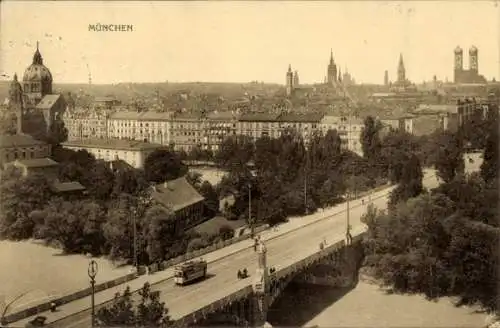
22;45;53;83
469;45;478;53
454;46;463;53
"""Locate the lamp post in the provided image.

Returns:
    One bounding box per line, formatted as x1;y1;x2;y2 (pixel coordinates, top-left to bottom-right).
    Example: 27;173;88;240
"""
132;207;138;271
248;182;254;238
88;260;98;328
0;291;32;326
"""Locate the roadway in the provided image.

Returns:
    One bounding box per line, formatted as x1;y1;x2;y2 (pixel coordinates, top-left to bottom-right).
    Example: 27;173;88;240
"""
14;170;439;328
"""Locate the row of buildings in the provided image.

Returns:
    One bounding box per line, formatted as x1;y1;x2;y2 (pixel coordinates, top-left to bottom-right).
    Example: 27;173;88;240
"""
63;109;366;156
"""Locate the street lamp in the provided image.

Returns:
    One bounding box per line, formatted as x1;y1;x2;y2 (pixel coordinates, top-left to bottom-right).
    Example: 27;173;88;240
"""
88;260;98;328
248;182;254;238
132;207;138;271
0;291;33;326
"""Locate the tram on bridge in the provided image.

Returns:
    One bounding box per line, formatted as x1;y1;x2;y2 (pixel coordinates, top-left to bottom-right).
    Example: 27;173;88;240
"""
174;259;208;285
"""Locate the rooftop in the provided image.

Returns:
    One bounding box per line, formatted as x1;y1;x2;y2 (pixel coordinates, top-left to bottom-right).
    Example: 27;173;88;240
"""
51;181;86;193
109;111;173;121
151;176;205;212
415;104;458;114
36;94;62;110
206;111;239;121
320;115;364;125
62;138;165;151
238;112;281;122
14;157;58;168
278;112;324;123
0;134;47;148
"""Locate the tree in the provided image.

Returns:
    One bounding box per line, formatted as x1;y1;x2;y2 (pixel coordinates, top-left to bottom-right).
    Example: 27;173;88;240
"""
480;118;498;183
136;282;172;326
34;199;106;254
199;181;219;218
96;283;172;327
0;173;53;239
45;119;68;148
214;135;254;171
144;149;187;183
112;169;149;197
433;131;464;183
96;286;135;326
82;161;115;201
361;116;383;164
389;154;423;207
142;205;176;264
102;194;137;261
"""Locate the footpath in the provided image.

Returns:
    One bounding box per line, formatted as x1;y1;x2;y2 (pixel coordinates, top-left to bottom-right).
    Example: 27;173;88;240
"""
11;183;397;327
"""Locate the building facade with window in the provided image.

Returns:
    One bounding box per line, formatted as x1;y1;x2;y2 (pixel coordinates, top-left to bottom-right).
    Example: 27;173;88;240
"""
63;109;109;141
170;112;205;151
0;134;51;165
62;138;166;169
150;177;205;234
319;115;364;156
277;113;324;144
205;111;239;151
236;113;281;140
107;111;172;145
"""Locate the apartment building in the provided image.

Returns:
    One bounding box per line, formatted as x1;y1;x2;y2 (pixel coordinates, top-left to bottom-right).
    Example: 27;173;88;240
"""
237;112;281;141
170;112;205;151
107;111;172;145
319;115;364;156
205;111;239;151
63;108;109;141
277;113;324;144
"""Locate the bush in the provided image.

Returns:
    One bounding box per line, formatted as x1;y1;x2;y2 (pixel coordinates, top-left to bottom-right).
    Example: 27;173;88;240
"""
219;224;234;241
187;238;207;252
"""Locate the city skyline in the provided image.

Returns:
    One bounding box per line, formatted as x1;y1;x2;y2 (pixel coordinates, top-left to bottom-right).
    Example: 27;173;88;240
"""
1;1;499;85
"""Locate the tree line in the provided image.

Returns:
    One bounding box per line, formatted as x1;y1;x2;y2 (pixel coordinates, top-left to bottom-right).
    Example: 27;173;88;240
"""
0;144;221;266
362;109;499;313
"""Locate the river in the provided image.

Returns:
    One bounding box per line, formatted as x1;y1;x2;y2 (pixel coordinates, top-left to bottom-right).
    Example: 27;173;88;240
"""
268;280;488;328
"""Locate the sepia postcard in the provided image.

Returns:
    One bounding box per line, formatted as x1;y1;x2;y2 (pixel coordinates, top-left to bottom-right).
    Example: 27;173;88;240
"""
0;1;499;328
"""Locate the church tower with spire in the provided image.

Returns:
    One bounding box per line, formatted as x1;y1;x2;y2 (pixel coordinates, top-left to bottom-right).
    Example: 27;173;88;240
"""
22;42;53;108
286;64;294;97
397;53;406;84
327;49;338;86
9;73;24;134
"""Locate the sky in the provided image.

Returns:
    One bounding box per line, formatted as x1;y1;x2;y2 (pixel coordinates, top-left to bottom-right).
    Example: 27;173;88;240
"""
1;1;499;85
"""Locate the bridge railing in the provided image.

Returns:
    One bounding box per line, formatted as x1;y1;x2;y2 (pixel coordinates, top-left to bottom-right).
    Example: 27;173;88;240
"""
149;224;269;274
3;272;138;324
274;239;346;280
174;285;253;327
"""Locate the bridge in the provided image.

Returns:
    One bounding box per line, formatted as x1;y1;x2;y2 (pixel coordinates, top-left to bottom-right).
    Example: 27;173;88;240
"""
13;170;439;328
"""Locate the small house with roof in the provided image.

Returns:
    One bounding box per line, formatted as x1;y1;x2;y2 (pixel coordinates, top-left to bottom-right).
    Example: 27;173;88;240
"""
150;176;205;233
9;158;59;179
0;134;52;165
